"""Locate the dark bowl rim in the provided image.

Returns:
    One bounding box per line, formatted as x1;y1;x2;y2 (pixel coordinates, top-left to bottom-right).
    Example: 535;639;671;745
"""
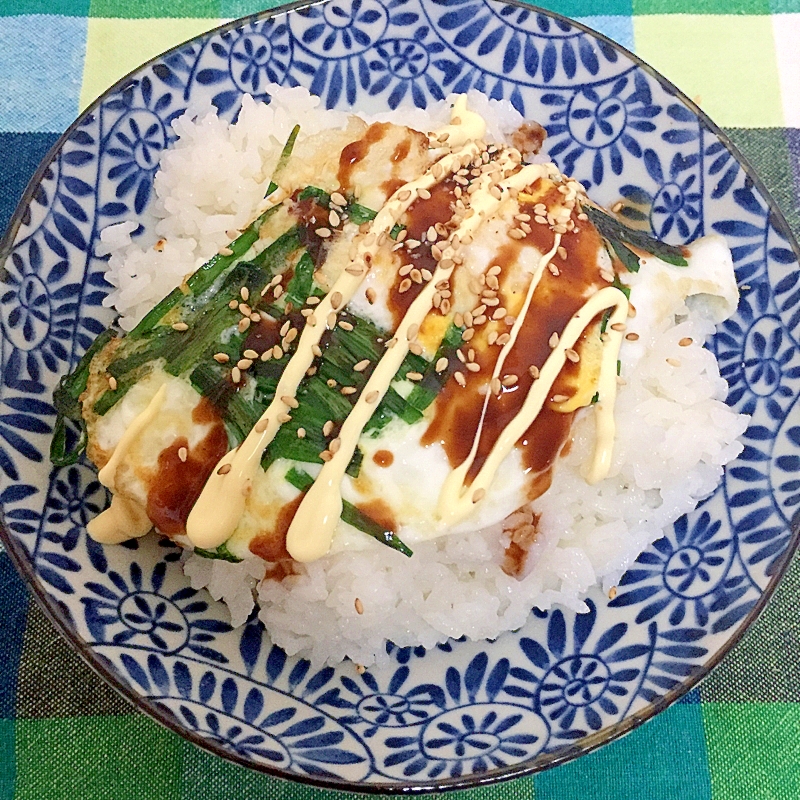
1;0;799;793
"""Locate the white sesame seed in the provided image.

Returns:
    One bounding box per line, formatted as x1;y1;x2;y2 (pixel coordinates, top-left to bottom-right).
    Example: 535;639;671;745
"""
231;366;241;383
316;227;332;238
365;390;379;404
107;376;117;391
354;359;370;372
435;357;448;373
297;427;306;439
323;420;334;436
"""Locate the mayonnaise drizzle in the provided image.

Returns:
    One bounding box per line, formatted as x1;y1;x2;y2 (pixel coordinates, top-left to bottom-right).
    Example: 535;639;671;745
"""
436;234;562;525
87;383;167;543
437;286;629;526
186;101;486;550
286;158;554;561
87;493;152;544
98;383;166;492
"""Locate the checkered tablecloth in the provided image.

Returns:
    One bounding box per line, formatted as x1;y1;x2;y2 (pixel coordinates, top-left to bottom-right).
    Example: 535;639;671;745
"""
1;1;799;798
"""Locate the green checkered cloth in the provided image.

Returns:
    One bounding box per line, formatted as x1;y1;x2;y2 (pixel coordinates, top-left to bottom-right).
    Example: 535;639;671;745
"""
1;1;800;797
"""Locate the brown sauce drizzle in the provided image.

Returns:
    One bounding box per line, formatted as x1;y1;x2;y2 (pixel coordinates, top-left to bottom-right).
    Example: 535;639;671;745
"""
249;493;302;562
146;400;229;535
292;193;331;267
422;186;607;490
501;512;540;577
386;178;456;326
337;122;391;190
373;449;394;468
392;138;411;163
243;316;281;356
355;498;397;533
510;122;547;156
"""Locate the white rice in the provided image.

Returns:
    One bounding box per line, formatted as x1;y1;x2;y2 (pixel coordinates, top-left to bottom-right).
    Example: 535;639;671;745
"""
100;86;748;667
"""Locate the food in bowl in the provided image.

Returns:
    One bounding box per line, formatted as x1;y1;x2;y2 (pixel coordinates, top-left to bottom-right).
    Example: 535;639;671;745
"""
51;86;747;667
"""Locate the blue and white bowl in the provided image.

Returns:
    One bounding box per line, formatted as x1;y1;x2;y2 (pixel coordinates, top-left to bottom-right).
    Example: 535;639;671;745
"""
1;0;799;791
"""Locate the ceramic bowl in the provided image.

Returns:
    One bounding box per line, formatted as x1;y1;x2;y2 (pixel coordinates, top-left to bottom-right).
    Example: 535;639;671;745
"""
2;0;799;791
